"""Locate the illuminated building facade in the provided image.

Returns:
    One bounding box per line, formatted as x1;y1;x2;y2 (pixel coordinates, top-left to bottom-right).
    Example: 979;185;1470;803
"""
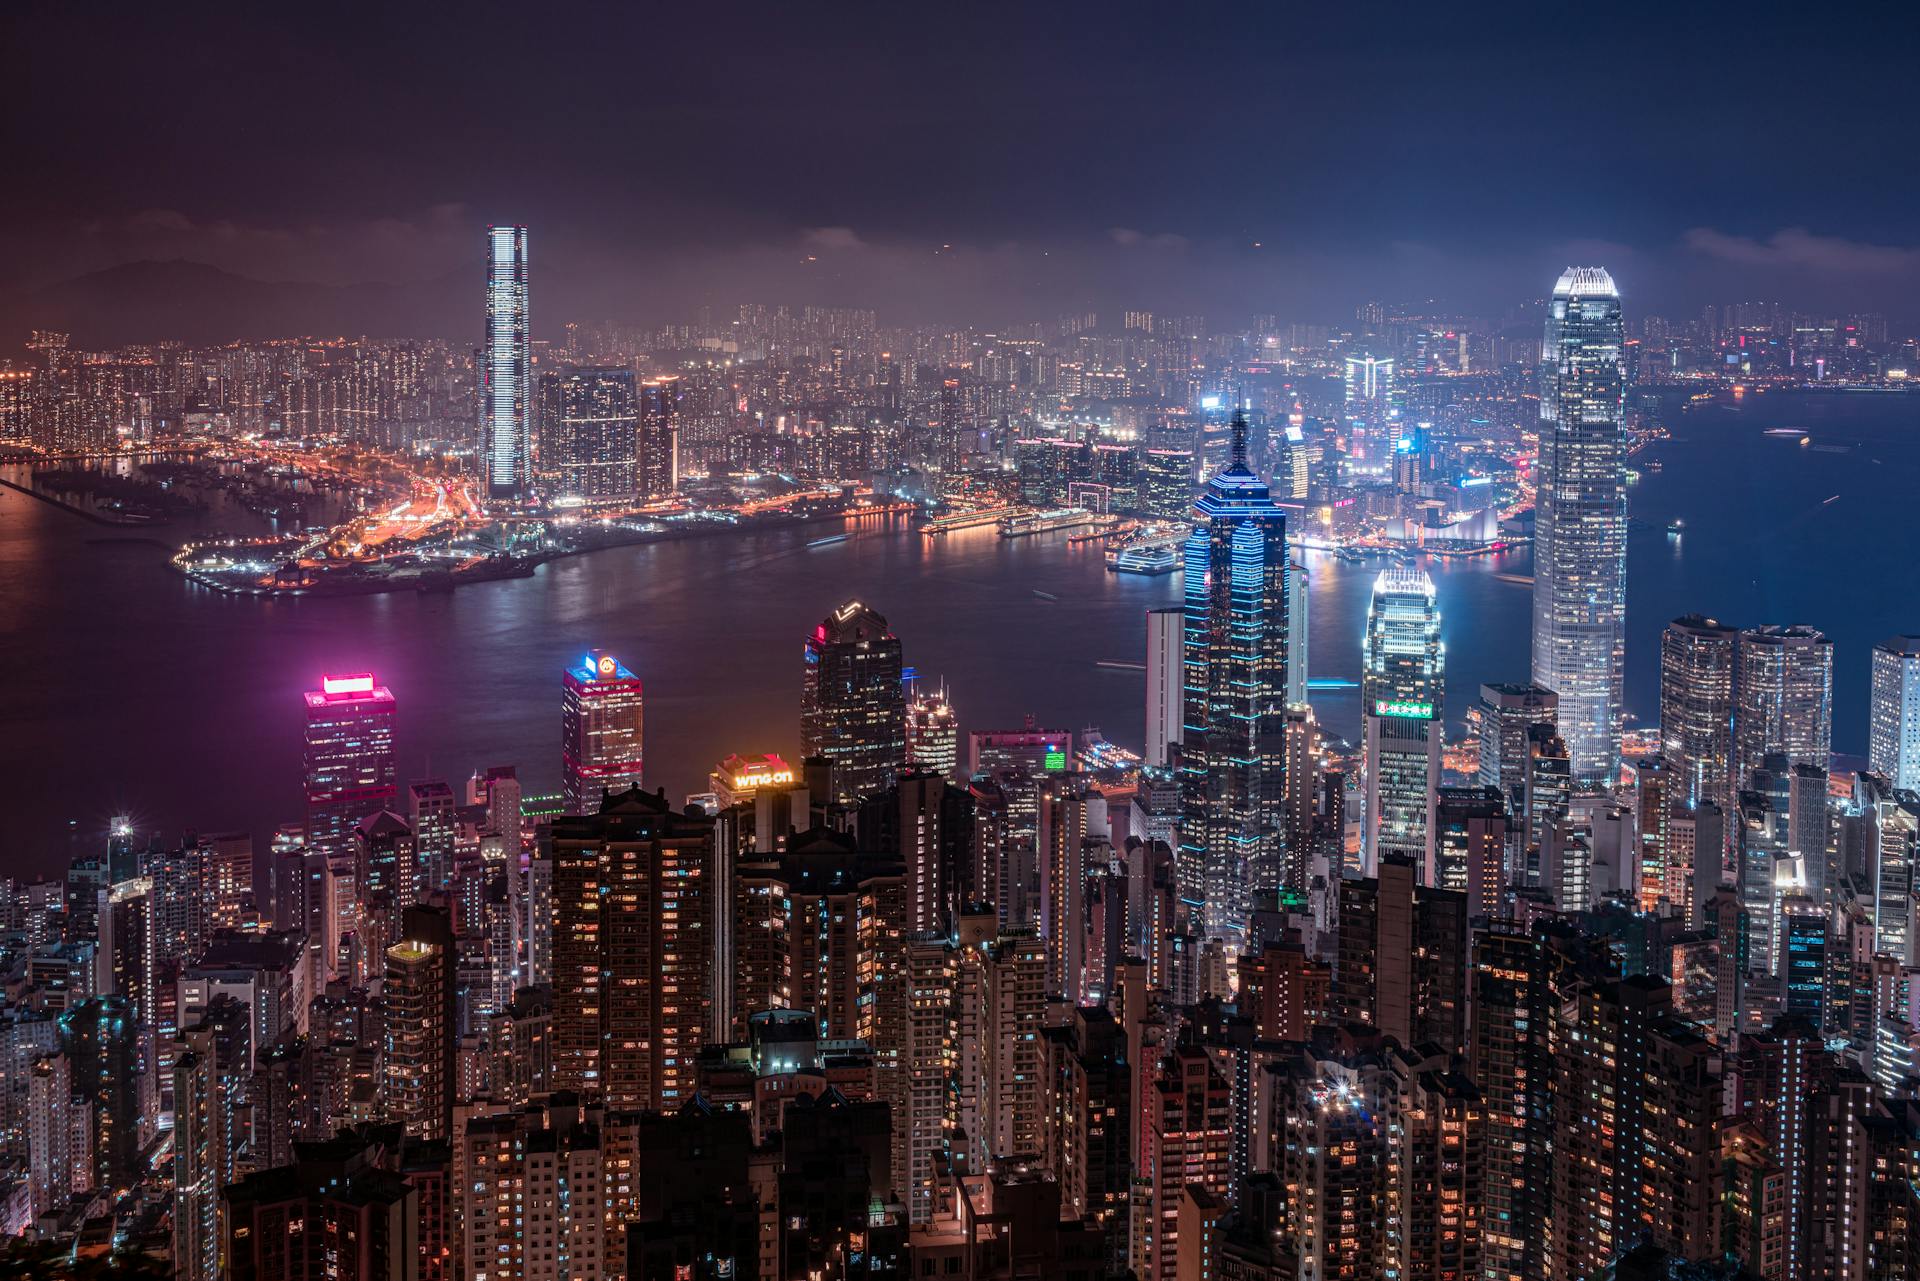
1734;624;1833;788
638;375;682;499
1178;412;1291;943
551;366;638;500
1343;351;1395;421
561;650;645;815
482;224;531;499
801;600;908;806
1146;607;1184;768
708;752;798;810
1362;566;1443;880
1869;634;1920;789
968;726;1072;777
905;684;959;777
1660;614;1739;810
302;672;397;862
1531;266;1627;785
549;787;713;1110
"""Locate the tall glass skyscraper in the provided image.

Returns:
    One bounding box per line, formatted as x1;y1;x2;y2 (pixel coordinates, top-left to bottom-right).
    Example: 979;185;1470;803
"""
801;600;908;806
1660;614;1739;810
562;649;645;814
303;672;398;860
1531;267;1626;786
482;225;530;499
1362;566;1444;881
1870;635;1920;790
1178;412;1290;946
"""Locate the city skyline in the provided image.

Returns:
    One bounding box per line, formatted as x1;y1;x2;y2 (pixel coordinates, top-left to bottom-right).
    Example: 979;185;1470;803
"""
9;9;1920;1279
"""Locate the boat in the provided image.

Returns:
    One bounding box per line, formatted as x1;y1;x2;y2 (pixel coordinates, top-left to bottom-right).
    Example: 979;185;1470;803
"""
1667;519;1685;533
1033;589;1060;601
1764;427;1803;437
1109;544;1178;576
806;533;850;547
1000;508;1098;538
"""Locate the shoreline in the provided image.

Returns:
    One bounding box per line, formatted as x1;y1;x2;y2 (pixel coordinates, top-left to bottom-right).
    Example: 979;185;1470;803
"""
169;502;920;599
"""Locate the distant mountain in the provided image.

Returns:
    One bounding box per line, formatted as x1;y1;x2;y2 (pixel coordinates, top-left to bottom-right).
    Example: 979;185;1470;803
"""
0;260;473;351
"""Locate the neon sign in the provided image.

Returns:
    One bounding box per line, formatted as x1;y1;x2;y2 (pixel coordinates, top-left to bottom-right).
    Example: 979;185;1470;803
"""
734;769;795;790
321;673;375;695
1374;699;1435;719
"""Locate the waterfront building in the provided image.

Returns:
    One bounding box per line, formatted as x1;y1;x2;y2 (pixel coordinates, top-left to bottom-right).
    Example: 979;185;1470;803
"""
1870;635;1920;789
561;649;645;815
1660;614;1739;810
482;224;531;500
1361;566;1443;879
801;600;908;806
1531;266;1627;786
638;375;682;499
1734;624;1833;787
550;365;638;500
302;672;398;863
1178;412;1291;942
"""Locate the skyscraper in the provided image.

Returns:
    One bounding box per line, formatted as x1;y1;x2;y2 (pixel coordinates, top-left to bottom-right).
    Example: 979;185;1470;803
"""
1870;635;1920;789
905;682;959;777
1178;412;1290;944
549;786;713;1110
561;649;645;814
550;366;638;500
482;224;530;499
303;672;397;862
1660;614;1739;810
1145;607;1183;768
801;600;908;806
638;375;682;499
1362;566;1444;879
1734;624;1833;786
1531;266;1627;786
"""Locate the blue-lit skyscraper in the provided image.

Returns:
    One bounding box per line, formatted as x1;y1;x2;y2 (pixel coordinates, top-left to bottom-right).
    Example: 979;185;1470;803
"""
1178;411;1290;946
483;225;530;499
1531;267;1626;786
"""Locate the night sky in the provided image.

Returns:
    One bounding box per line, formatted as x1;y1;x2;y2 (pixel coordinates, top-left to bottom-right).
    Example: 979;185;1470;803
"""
4;0;1918;339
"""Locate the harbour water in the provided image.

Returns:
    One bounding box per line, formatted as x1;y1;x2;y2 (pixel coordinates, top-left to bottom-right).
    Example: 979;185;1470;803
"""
2;389;1916;874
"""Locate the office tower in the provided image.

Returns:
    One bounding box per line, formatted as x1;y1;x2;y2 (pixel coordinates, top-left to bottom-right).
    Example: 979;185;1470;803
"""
1143;1044;1232;1281
1521;723;1572;882
1343;351;1395;421
1362;566;1443;879
303;672;398;862
801;600;908;806
1660;614;1739;809
1870;635;1920;789
406;780;456;898
1288;557;1310;707
1333;856;1470;1054
1734;624;1834;785
561;649;645;814
223;1137;419;1281
1436;785;1509;914
1550;977;1723;1280
1137;447;1195;519
1478;683;1558;800
383;905;454;1142
1633;754;1679;912
1531;266;1627;786
461;1104;609;1281
905;683;959;776
637;375;682;499
551;365;638;499
549;787;713;1110
482;224;530;500
969;725;1074;776
1146;607;1184;768
1178;412;1290;943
